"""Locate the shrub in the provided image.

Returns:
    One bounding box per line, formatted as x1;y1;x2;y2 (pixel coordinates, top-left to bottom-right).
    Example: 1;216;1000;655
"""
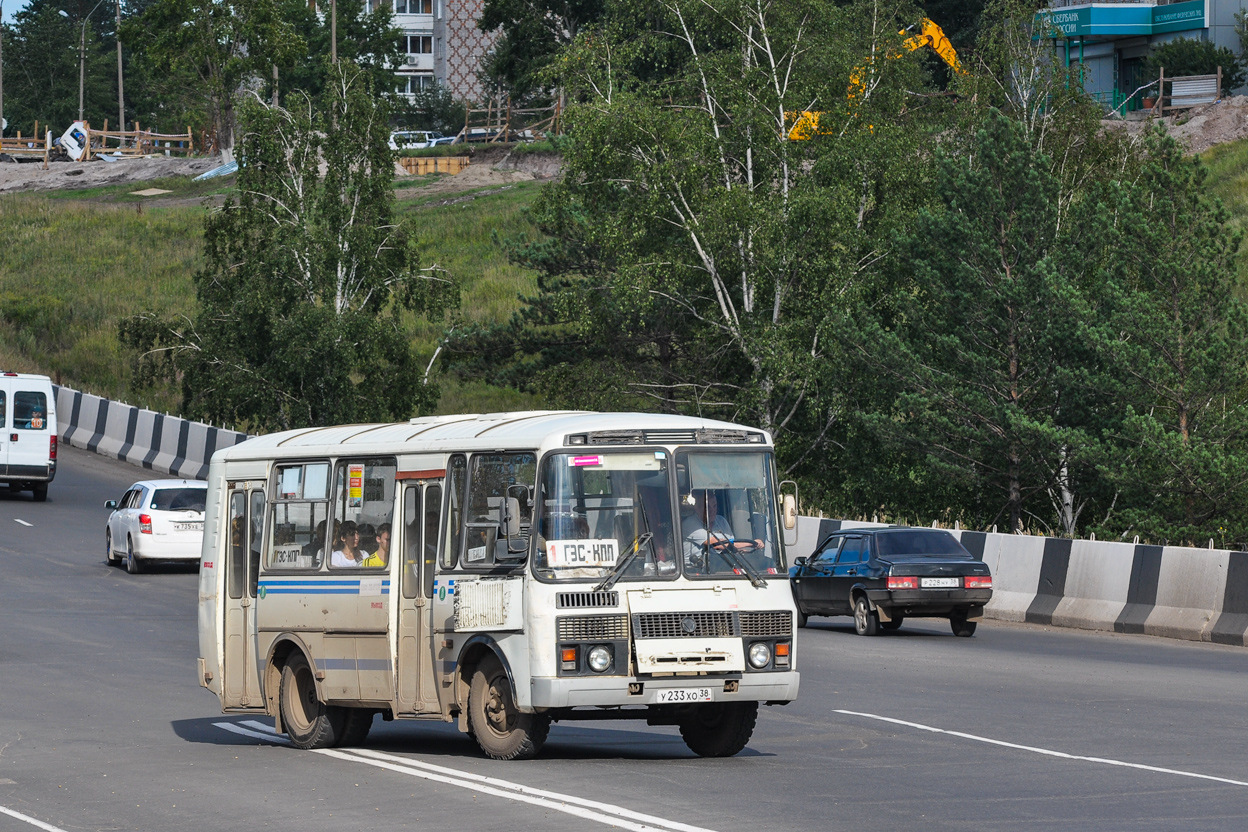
1144;38;1244;91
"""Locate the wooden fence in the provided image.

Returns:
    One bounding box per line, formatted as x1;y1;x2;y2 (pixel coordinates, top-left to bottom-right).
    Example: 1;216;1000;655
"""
89;121;196;157
1156;67;1222;113
0;132;52;169
397;155;470;175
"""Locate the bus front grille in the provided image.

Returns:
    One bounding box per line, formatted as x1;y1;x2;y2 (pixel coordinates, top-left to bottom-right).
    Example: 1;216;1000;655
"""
556;591;620;609
558;614;629;641
740;610;793;637
632;611;739;639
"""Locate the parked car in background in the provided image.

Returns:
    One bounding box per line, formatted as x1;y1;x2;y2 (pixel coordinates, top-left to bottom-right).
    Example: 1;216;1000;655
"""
105;479;207;574
0;372;57;502
388;130;454;150
789;527;993;637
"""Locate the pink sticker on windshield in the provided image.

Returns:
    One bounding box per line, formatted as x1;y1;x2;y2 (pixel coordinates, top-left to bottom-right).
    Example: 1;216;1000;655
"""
570;455;604;467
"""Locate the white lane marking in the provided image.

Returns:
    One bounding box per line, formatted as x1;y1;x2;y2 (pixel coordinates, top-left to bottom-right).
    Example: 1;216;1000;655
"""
0;805;69;832
221;720;715;832
836;709;1248;788
13;520;32;527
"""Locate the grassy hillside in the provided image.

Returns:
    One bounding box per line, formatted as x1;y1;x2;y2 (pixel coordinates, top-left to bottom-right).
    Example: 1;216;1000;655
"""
0;173;545;416
1199;138;1248;281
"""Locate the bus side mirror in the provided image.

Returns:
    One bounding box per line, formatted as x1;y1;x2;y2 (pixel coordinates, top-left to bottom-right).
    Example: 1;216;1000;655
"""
779;480;799;548
782;494;797;530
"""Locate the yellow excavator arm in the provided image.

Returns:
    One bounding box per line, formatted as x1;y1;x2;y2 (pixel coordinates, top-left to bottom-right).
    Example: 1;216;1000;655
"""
788;18;964;140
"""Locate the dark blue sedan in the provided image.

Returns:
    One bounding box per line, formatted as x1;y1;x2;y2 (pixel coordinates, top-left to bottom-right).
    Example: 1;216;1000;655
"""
789;527;993;637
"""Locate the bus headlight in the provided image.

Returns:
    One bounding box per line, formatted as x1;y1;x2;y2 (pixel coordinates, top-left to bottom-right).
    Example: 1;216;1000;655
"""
748;642;771;669
587;645;612;673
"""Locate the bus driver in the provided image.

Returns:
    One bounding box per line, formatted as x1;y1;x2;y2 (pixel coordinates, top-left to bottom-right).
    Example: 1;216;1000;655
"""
682;489;763;569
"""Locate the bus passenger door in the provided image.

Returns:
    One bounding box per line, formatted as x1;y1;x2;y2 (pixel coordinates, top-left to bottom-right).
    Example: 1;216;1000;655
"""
223;483;265;710
396;481;441;714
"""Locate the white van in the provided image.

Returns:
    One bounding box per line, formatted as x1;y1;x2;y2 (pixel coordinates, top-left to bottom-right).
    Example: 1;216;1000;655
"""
0;373;57;501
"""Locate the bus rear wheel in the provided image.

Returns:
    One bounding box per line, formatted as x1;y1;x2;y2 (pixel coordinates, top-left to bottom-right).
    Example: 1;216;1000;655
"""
280;652;342;749
679;701;758;757
468;655;549;760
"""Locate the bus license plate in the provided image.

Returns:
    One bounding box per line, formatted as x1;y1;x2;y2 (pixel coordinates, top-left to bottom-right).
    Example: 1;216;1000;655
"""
655;688;713;704
921;577;960;588
175;522;203;532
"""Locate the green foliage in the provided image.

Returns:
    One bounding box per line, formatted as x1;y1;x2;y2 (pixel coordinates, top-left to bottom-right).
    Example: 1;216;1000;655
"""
1090;131;1248;545
123;0;305;155
449;0;945;477
0;0;119;134
1143;37;1244;92
478;0;603;100
120;62;458;431
0;193;202;409
395;81;466;136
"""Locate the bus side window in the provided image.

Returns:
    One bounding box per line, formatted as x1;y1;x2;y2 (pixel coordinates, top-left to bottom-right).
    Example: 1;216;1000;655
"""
268;462;330;570
329;457;397;570
228;491;246;600
248;490;265;594
442;455;466;569
402;486;420;600
423;484;441;597
462;452;536;567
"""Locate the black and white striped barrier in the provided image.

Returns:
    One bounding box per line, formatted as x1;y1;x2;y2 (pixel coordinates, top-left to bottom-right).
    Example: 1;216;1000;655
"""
794;517;1248;647
54;386;249;481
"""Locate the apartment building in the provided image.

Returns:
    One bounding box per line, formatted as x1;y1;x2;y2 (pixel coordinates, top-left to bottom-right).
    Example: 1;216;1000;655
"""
1041;1;1246;109
389;0;497;103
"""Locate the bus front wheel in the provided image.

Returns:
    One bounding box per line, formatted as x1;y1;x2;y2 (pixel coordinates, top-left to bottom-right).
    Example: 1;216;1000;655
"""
679;701;758;757
468;655;549;760
280;652;342;749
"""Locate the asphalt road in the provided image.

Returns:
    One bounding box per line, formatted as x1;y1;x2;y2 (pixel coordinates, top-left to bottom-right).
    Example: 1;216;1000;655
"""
1;445;1247;831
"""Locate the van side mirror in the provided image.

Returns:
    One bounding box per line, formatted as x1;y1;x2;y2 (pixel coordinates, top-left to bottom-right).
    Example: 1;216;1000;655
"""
104;500;118;509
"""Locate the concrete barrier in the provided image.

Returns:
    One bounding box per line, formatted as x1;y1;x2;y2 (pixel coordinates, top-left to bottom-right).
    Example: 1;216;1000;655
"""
53;385;248;481
792;516;1248;647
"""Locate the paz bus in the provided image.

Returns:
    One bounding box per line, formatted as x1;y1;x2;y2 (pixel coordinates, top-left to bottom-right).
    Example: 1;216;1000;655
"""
197;411;801;760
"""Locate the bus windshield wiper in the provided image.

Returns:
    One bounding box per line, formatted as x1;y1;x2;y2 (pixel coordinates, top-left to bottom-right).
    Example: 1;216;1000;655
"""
594;532;654;592
709;541;768;588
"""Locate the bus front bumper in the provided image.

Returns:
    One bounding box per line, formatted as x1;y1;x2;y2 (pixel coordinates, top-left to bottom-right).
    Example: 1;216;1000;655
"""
530;670;799;709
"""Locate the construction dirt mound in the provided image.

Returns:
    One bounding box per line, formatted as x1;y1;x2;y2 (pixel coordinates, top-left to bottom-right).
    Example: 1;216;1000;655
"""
1109;96;1248;155
0;155;219;194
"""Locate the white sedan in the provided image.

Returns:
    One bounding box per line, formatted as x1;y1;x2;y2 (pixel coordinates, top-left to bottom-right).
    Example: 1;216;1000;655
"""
105;479;207;574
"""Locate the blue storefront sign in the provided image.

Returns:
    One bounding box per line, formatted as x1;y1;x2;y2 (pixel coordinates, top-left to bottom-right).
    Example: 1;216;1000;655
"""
1036;1;1205;38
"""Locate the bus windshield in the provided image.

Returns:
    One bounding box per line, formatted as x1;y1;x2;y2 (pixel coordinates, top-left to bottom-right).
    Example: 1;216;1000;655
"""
533;451;679;581
678;451;782;578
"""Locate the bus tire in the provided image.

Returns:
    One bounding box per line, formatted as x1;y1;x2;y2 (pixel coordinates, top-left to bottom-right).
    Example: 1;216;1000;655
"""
468;655;548;760
679;701;758;758
336;708;374;747
280;652;342;749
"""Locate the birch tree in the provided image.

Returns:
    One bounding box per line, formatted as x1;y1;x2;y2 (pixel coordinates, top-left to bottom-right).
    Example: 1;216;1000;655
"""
122;62;458;432
452;0;939;473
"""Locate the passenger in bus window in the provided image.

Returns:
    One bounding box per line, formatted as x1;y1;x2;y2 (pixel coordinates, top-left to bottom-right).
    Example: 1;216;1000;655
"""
331;520;368;567
302;519;327;561
361;522;390;567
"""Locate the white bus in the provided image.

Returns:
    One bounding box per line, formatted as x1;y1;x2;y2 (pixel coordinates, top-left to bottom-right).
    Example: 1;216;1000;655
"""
197;411;800;759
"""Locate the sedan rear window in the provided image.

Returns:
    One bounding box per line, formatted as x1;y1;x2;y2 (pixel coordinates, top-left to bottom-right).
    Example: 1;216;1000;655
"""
150;488;207;511
875;530;970;558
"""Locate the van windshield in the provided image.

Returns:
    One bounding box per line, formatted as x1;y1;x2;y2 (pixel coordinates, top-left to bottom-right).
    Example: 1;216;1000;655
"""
533;452;679;581
150;488;207;511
